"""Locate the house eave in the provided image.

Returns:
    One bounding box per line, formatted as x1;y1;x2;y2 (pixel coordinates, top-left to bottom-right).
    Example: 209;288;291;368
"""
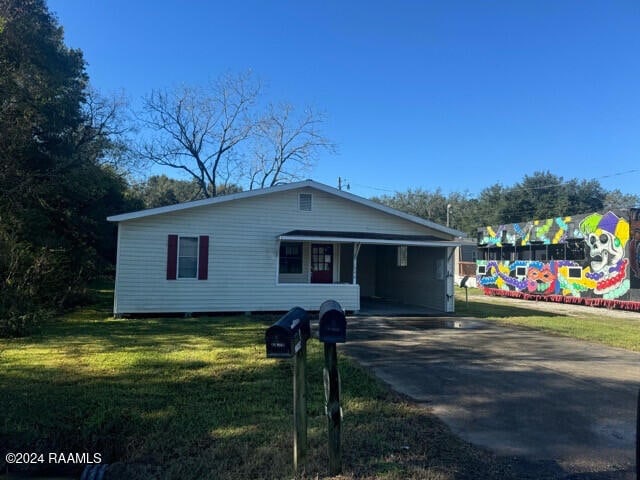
107;179;466;238
279;234;464;248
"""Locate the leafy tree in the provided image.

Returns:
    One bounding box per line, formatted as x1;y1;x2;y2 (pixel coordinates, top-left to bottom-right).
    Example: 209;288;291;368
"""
375;171;637;238
133;175;202;208
129;175;243;209
503;172;565;222
473;183;508;228
0;0;131;335
474;172;607;226
603;189;640;210
373;188;448;223
372;188;476;233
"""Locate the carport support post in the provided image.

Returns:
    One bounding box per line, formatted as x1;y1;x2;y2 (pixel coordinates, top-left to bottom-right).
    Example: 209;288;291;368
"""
293;340;307;472
324;343;341;475
352;242;361;284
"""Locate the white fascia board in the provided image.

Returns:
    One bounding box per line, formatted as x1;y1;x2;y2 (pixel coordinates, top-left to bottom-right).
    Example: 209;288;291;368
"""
106;179;467;239
279;234;464;248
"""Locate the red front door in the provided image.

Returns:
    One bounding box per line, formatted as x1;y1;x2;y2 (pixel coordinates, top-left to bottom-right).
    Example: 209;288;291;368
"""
311;244;333;283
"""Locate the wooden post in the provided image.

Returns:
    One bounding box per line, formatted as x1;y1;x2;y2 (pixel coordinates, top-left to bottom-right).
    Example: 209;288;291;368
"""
324;343;341;475
352;242;361;285
293;339;307;472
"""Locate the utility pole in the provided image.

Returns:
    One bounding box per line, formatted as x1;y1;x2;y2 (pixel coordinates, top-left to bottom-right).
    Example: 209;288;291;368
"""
338;177;350;191
447;204;452;227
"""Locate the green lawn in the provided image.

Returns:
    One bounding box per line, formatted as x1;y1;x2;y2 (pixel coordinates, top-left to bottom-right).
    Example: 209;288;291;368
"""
1;285;546;480
455;287;640;352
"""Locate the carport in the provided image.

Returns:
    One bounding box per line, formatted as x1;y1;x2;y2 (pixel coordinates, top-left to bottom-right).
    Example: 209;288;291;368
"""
279;230;462;313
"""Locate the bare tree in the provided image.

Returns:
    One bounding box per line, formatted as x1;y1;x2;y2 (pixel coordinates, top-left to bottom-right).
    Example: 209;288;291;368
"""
77;88;134;169
248;103;335;190
136;72;259;197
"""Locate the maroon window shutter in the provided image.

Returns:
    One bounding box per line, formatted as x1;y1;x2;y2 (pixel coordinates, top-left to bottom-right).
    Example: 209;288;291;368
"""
198;235;209;280
167;235;178;280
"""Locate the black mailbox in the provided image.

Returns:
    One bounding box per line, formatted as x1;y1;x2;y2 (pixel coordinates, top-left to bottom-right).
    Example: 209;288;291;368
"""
318;300;347;343
265;307;310;358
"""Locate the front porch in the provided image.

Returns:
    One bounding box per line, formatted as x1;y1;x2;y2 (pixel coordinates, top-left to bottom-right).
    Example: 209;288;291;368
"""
276;230;461;313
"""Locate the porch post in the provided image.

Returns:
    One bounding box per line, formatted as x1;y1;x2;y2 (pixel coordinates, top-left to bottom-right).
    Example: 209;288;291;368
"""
352;242;361;284
446;247;455;313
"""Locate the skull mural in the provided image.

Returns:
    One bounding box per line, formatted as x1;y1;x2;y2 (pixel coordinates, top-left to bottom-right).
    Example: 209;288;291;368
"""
579;211;630;297
586;231;624;272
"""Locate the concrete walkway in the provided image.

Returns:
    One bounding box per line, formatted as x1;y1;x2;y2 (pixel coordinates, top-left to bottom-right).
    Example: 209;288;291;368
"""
344;316;640;479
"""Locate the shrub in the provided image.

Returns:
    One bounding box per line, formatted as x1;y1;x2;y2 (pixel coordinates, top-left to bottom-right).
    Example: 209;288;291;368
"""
0;235;82;337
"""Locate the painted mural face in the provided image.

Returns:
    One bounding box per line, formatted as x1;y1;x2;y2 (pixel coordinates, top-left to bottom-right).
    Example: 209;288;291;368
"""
477;210;633;301
586;231;624;273
579;211;630;297
526;266;556;294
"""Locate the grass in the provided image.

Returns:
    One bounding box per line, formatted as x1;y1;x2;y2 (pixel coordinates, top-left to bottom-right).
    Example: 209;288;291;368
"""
0;284;550;480
455;287;640;352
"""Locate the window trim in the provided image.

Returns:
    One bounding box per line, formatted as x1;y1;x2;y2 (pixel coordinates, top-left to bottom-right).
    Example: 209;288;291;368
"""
279;241;303;274
178;236;199;279
397;245;408;267
298;193;312;211
167;234;210;281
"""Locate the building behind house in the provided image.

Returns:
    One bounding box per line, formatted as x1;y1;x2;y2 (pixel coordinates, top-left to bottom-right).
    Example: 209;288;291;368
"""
475;208;640;308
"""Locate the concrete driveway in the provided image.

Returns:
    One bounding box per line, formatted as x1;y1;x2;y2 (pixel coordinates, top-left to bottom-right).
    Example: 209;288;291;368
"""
343;316;640;479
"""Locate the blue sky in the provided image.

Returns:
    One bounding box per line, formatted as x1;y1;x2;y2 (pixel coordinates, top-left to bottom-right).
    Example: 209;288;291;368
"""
48;0;640;199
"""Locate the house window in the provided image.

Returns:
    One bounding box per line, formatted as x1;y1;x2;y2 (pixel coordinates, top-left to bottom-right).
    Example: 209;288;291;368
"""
178;237;198;278
299;193;312;211
280;242;303;274
397;245;408;267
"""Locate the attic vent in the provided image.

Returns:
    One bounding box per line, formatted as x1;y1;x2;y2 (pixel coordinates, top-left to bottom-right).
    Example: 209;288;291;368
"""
299;193;312;211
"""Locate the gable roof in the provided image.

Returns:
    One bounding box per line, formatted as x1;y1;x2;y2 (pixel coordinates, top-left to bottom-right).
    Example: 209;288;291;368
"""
107;179;466;238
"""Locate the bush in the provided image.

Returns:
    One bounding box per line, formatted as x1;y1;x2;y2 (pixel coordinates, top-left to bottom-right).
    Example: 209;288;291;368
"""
0;235;85;337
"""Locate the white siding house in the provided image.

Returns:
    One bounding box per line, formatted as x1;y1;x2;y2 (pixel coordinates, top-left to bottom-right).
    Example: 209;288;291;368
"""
107;180;464;315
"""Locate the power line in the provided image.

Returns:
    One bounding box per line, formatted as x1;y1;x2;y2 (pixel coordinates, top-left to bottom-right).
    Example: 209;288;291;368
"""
364;169;640;228
351;169;640;198
350;182;396;193
504;170;640;194
468;169;640;196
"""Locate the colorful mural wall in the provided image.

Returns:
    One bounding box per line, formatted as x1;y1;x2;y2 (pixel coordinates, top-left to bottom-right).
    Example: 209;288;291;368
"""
631;209;640;289
478;215;585;247
477;210;637;301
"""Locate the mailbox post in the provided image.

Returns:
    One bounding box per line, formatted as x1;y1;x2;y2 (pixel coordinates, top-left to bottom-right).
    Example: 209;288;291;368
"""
265;307;310;472
460;275;470;304
318;300;347;475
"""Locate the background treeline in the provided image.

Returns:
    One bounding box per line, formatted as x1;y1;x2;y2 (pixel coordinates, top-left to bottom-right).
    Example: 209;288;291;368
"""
372;171;639;235
1;0;638;336
0;0;141;336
